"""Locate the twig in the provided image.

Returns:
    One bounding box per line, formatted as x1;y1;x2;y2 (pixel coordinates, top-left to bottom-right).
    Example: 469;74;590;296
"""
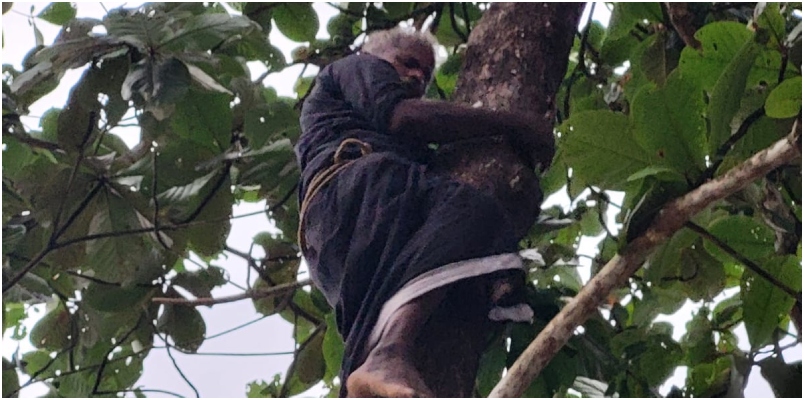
161;334;200;398
697;108;766;187
448;3;469;43
152;278;312;306
490;120;801;397
151;148;171;249
685;221;800;301
92;315;144;395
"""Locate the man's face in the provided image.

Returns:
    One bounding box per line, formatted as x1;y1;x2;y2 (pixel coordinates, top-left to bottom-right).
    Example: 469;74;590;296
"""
383;45;435;98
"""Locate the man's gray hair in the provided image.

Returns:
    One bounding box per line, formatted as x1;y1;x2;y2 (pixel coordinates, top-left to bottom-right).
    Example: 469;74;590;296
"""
362;27;437;58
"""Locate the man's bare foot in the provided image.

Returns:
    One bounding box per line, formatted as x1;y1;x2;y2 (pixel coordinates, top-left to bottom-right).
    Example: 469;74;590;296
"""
346;346;434;398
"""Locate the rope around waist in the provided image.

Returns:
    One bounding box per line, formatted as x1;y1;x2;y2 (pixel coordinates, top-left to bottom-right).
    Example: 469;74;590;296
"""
297;138;373;251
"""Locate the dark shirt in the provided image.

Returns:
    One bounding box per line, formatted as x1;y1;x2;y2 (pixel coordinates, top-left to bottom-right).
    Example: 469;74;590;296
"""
295;53;427;200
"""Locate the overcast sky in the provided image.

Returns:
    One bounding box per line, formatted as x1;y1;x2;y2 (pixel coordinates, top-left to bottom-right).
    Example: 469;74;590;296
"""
2;2;799;398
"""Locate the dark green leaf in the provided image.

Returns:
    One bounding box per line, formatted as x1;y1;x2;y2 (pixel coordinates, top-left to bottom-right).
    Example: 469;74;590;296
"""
273;3;319;43
559;111;655;190
243;3;274;33
606;3;662;42
37;2;76;26
754;3;786;49
157;304;206;353
171;92;232;150
765;76;802;118
2;358;19;398
172;266;226;299
83;283;156;313
707;30;766;155
287;328;325;394
742;255;801;349
29;306;71;351
162;13;258;52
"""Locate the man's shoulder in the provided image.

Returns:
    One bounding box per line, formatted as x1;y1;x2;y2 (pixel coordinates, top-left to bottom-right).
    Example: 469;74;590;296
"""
328;53;395;76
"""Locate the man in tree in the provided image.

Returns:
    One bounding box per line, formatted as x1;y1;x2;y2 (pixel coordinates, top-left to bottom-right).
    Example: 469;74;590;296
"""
296;27;554;397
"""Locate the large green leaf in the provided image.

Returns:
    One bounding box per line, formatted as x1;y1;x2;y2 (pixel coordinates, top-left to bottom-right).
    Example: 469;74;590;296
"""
703;215;775;264
742;255;801;349
183;175;234;258
765;76;802;119
707;30;766;155
678;22;781;91
631;72;707;176
172;266;227;299
273;3;319;43
559;111;655;190
171;91;232;151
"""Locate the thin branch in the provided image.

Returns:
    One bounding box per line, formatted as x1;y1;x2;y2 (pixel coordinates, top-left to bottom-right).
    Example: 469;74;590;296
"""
161;334;201;398
697;108;766;187
152;278;312;306
685;221;800;301
92;315;144;395
280;323;326;397
52;111;97;233
206;316;269;340
448;3;469;43
490;120;801;397
151;148;171;249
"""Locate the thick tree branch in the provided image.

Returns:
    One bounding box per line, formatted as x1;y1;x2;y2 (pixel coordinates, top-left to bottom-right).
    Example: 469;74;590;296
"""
665;3;701;50
490;121;801;397
152;278;311;306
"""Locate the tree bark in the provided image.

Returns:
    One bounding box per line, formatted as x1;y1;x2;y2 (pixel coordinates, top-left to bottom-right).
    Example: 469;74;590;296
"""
432;2;584;237
412;3;584;396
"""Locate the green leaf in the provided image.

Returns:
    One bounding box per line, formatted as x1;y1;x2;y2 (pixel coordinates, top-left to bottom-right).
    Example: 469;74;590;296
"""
29;306;71;351
322;313;344;383
559;111;655;190
273;3;319;43
742;255;801;349
704;215;775;264
172;266;226;299
754;3;786;49
161;13;258;52
187;63;232;95
631;72;707;176
157;304;206;353
679;22;781;91
707;30;767;155
37;2;76;26
765;76;802;118
679;245;726;302
83;283;156;313
183;175;234;258
287;328;325;394
171;92;232;151
2;358;19;398
476;337;507;397
243;3;274;33
605;3;663;42
243;102;299;149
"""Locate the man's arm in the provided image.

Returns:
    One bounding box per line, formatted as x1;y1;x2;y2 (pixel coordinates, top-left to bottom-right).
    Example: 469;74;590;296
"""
388;99;556;170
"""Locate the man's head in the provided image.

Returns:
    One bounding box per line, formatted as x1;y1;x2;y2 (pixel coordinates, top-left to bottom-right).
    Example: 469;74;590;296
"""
362;28;436;98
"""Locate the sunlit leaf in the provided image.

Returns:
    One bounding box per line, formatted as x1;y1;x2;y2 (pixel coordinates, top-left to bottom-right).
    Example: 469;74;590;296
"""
765;76;802;119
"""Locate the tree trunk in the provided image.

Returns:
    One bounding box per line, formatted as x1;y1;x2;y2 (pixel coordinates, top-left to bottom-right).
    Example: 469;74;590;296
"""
432;2;584;237
413;3;585;396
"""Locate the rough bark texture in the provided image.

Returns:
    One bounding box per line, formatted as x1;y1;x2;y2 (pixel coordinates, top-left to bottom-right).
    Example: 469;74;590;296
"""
431;2;584;237
412;3;584;396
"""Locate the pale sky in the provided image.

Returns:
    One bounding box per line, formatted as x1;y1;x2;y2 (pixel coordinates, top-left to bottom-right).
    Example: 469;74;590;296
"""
1;2;799;398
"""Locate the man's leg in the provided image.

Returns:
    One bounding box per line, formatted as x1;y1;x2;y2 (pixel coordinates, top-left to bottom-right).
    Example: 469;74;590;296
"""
346;288;446;398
